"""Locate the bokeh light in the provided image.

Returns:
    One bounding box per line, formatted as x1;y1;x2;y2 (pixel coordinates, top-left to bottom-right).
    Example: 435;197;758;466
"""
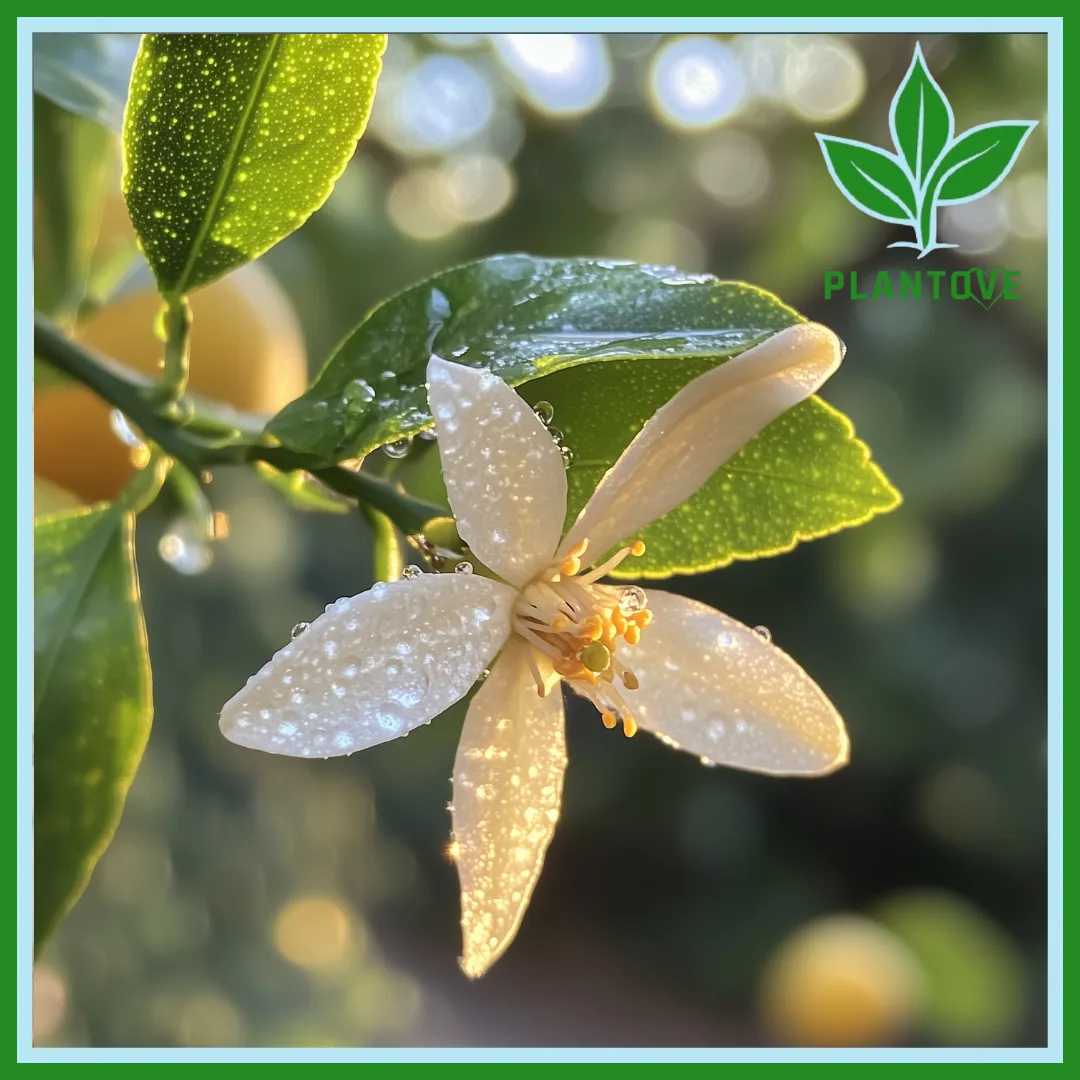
782;35;866;122
692;129;771;208
492;34;612;116
648;36;747;130
759;915;924;1047
272;895;359;971
941;195;1009;255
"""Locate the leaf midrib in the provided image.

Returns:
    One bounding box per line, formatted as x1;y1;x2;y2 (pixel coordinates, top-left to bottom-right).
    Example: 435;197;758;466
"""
34;509;121;717
171;33;283;297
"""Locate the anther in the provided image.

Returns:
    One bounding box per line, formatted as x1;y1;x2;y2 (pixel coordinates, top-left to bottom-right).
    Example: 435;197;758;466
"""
621;670;639;690
622;715;638;738
568;538;590;559
630;540;646;557
601;710;617;729
559;555;582;576
578;641;612;673
624;624;641;645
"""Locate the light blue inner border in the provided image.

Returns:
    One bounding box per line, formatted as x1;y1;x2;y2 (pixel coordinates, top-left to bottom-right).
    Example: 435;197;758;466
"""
17;16;1063;1064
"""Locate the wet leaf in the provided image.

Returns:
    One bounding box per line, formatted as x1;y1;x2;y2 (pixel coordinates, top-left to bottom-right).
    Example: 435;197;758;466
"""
268;255;791;462
517;360;901;578
34;505;153;951
122;32;385;296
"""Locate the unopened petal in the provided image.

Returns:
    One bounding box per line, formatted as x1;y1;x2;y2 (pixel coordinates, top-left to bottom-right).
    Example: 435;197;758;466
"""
219;574;515;757
428;356;567;587
452;640;568;978
625;589;849;776
559;323;844;562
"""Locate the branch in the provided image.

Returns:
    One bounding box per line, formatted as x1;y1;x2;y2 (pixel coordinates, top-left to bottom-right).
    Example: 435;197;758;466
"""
34;312;443;536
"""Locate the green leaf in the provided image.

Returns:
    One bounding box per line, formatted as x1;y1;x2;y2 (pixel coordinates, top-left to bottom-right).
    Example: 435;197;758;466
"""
33;32;139;132
931;122;1038;204
33;93;114;320
889;42;953;189
816;136;917;225
517;356;901;579
34;505;153;951
122;32;386;297
268;255;797;463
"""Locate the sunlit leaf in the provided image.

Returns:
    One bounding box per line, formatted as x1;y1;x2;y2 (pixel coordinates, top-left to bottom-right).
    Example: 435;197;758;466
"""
268;255;792;462
517;356;901;578
122;32;385;296
34;505;153;951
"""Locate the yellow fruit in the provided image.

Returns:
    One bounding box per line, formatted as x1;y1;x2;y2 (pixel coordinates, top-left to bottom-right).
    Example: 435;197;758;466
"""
759;914;924;1047
35;262;309;503
34;476;85;518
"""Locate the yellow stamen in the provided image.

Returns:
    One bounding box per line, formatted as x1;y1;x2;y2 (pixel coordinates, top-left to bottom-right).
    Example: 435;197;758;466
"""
621;670;639;690
630;540;646;557
624;623;641;646
630;609;653;628
559;554;582;577
601;710;617;729
623;715;637;737
568;538;590;559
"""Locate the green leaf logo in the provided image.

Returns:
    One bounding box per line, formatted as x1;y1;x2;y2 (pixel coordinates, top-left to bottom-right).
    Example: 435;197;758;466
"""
816;42;1037;258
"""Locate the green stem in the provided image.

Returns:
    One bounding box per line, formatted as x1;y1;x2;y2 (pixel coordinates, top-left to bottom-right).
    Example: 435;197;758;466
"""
158;295;192;402
34;312;444;536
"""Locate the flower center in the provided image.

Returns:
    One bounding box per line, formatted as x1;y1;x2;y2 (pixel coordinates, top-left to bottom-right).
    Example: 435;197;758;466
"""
511;538;652;737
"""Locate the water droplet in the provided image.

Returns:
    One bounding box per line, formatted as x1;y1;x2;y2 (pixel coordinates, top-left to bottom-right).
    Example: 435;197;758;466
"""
402;564;423;580
560;445;574;467
454;561;474;575
158;518;213;575
533;400;555;426
418;428;438;442
617;586;648;615
109;410;144;448
546;426;565;444
753;625;772;642
383;437;412;459
291;621;310;639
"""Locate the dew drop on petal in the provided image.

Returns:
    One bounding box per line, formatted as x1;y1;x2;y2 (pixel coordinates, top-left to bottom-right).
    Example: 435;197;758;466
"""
617;586;648;615
455;561;474;575
291;621;310;639
753;625;772;642
533;400;555;426
402;564;423;580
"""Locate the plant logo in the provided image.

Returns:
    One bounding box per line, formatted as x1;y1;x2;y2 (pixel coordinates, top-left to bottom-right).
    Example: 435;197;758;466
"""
816;42;1037;259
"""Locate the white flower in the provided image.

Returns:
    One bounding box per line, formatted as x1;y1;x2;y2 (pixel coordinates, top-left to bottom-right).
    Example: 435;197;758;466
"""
220;322;850;978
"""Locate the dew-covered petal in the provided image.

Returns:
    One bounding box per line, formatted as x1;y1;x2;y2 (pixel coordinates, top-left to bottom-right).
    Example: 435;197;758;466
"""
427;356;567;588
452;639;567;978
623;589;849;776
219;573;515;758
559;323;844;561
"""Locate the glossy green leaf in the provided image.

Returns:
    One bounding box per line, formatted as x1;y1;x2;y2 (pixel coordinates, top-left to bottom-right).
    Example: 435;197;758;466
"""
33;93;114;320
518;358;901;578
268;255;794;463
932;122;1038;204
33;32;140;133
34;505;153;951
122;32;386;297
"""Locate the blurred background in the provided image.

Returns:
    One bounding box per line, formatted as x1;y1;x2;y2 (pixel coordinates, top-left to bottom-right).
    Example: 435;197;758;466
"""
33;31;1049;1048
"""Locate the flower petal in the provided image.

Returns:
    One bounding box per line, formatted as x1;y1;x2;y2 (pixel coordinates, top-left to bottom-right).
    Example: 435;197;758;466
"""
428;356;567;587
559;323;844;561
219;573;515;757
452;639;567;978
624;589;849;776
